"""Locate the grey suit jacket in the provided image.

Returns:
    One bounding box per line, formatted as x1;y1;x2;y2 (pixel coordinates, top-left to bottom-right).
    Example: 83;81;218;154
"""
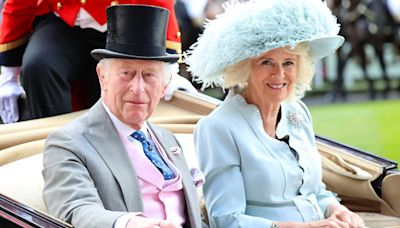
42;100;202;228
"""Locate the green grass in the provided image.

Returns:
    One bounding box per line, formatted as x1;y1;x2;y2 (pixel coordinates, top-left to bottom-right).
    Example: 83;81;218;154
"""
309;100;400;163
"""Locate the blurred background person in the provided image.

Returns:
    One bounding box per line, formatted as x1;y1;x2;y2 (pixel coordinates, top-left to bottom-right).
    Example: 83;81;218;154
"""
0;0;197;124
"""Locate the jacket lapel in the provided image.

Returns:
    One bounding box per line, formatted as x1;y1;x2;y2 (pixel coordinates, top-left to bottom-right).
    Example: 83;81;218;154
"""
83;101;144;212
148;124;201;227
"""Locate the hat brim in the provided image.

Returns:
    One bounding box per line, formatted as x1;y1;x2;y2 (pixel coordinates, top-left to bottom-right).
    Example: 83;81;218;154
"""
91;49;179;62
306;35;345;59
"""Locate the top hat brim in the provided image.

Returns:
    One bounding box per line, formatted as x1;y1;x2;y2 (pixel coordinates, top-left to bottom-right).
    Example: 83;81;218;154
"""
306;35;345;59
91;48;179;62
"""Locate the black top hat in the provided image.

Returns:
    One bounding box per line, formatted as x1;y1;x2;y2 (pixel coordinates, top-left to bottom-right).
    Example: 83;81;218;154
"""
91;5;178;62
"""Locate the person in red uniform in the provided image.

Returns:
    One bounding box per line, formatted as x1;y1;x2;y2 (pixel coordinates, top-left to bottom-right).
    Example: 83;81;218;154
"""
0;0;196;124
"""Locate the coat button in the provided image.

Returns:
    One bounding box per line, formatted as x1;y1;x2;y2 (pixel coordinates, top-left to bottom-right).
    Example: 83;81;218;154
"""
110;0;119;5
80;0;86;4
176;32;181;38
56;2;62;10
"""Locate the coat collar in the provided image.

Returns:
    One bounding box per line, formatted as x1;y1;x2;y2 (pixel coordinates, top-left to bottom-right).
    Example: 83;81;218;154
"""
228;93;312;195
148;124;201;227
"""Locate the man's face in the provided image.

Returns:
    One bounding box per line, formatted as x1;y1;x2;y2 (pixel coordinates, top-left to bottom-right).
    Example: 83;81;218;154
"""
98;58;168;129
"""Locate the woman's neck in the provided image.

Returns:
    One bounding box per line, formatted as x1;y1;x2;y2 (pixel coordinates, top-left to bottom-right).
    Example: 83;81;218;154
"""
260;103;280;138
241;92;281;138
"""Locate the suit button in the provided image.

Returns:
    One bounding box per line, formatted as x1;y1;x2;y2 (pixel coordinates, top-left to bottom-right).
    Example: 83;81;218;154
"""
176;32;181;38
80;0;86;4
56;2;62;10
110;1;119;5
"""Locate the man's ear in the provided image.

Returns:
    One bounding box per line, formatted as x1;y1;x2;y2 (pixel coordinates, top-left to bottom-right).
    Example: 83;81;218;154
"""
96;64;107;91
161;73;172;96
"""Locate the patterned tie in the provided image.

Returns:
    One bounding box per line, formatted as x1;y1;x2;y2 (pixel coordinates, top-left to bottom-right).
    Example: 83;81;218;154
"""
131;130;175;180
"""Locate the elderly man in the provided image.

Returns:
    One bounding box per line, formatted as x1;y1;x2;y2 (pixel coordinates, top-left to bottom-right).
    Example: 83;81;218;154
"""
42;5;202;228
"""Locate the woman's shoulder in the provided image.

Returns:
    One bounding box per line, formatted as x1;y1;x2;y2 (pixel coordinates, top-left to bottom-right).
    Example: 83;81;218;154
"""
197;106;233;130
204;93;243;117
284;99;309;111
196;94;245;131
283;99;313;126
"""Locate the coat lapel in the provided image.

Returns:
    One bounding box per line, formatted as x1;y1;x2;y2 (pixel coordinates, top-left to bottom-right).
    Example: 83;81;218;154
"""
83;101;144;212
148;124;201;227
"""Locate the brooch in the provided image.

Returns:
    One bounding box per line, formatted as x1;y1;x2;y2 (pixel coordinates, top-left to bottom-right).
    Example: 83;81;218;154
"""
170;147;182;155
287;111;303;127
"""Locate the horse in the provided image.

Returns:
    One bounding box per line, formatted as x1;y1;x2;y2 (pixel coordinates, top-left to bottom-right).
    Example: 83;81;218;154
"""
328;0;400;101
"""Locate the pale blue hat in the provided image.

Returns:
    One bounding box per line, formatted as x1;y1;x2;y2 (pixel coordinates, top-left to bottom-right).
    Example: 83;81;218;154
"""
185;0;344;88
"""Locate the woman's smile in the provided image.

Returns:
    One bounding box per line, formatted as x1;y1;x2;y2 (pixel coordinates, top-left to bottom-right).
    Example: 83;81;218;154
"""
266;83;287;89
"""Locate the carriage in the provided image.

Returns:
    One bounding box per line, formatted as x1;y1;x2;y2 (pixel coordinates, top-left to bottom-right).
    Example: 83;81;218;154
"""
0;90;399;227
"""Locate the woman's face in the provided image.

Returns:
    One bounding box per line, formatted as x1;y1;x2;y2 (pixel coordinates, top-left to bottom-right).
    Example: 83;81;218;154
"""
245;47;298;106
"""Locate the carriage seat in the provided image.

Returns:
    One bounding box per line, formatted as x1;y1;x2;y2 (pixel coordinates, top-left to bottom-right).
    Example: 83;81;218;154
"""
0;153;46;212
1;134;400;228
0;133;201;215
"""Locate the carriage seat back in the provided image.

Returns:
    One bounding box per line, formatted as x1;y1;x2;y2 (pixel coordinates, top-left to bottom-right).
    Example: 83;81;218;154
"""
0;135;400;228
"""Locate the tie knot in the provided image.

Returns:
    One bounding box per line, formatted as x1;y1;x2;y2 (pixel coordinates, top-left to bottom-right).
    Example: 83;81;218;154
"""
131;130;147;144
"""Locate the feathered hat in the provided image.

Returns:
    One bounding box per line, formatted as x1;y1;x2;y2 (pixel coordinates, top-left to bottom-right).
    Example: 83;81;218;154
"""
185;0;344;88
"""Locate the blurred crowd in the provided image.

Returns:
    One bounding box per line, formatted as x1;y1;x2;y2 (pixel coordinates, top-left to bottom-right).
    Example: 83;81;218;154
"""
1;0;400;124
175;0;226;87
0;0;229;124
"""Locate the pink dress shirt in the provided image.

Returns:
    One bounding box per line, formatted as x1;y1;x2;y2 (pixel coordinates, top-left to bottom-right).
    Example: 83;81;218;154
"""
103;103;186;227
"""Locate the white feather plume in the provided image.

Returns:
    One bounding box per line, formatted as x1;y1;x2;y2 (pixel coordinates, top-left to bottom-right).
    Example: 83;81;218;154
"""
185;0;341;89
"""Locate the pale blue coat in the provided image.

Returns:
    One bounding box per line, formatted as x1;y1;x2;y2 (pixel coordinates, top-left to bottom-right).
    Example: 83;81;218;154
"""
195;93;339;227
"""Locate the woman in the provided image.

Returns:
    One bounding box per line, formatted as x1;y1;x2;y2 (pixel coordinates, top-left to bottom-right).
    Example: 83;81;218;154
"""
185;0;365;227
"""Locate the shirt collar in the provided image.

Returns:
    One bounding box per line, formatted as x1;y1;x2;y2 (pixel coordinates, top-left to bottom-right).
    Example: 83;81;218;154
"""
228;92;291;139
102;101;150;139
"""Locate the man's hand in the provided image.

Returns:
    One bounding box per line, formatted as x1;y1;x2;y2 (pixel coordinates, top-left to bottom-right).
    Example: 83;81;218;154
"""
0;66;25;124
164;73;198;101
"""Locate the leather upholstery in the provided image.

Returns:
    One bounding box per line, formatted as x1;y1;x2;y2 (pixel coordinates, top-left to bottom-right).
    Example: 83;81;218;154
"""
0;134;399;228
0;139;46;165
0;91;398;227
382;173;400;216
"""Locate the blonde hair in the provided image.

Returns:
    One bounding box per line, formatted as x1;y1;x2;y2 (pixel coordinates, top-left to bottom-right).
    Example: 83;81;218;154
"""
223;42;315;101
